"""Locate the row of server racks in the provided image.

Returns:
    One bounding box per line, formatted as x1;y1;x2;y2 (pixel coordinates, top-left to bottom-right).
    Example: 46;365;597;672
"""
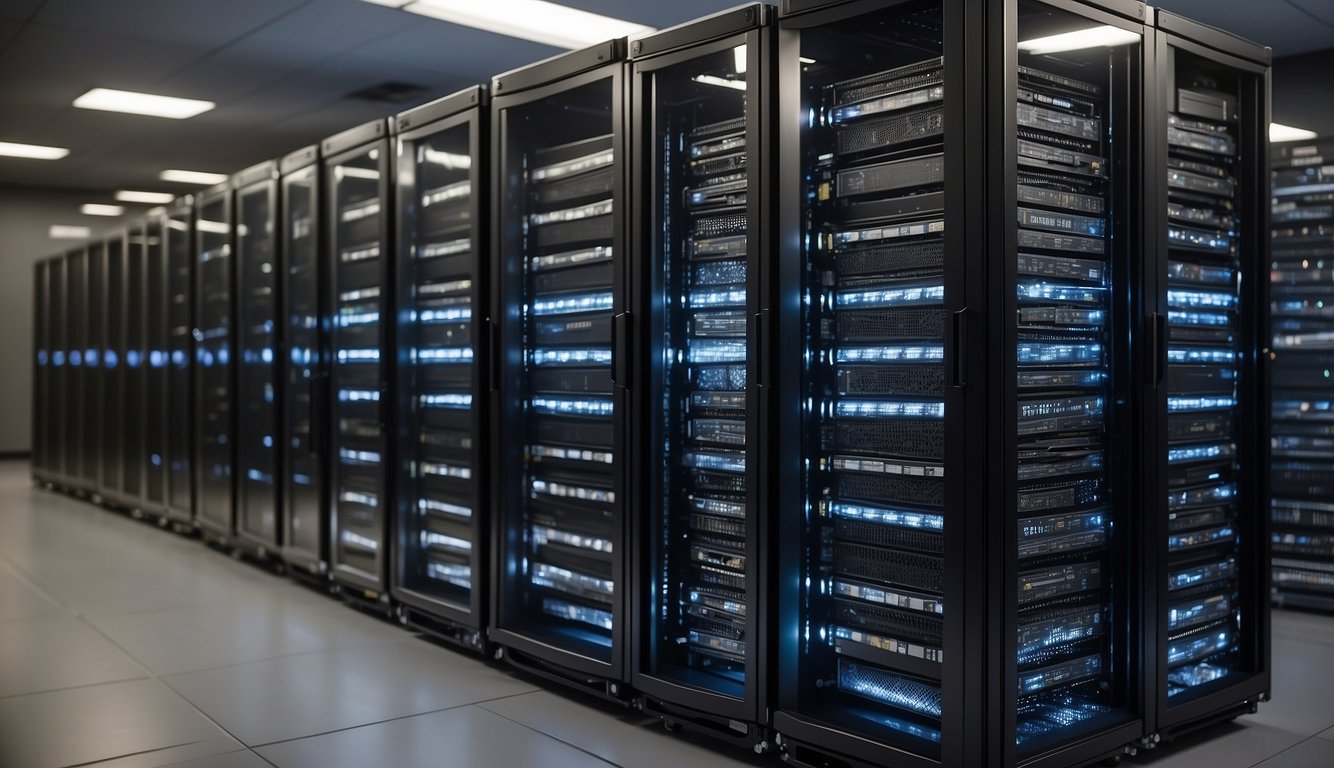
1270;137;1334;612
30;2;1279;766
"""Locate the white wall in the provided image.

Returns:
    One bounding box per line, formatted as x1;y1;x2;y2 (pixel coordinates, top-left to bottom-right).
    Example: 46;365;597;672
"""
0;186;139;454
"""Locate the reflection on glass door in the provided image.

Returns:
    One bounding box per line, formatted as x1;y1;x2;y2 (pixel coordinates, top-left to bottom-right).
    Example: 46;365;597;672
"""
237;178;280;547
195;193;234;534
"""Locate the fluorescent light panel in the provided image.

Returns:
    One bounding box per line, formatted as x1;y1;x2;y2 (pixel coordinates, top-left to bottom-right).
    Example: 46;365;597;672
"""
73;88;214;119
81;204;123;216
160;169;229;185
1018;25;1139;55
115;190;176;204
386;0;653;50
49;225;91;239
0;141;69;160
1271;123;1318;142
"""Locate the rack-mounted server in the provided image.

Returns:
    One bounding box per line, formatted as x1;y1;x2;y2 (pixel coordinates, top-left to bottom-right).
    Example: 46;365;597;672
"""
99;232;129;508
1269;138;1334;613
83;239;107;499
234;160;283;559
626;5;775;746
121;223;148;512
324;119;394;605
164;197;196;528
775;1;1147;766
194;184;236;542
1147;10;1271;743
32;258;53;485
280;145;330;579
490;39;630;694
391;88;489;647
142;213;170;520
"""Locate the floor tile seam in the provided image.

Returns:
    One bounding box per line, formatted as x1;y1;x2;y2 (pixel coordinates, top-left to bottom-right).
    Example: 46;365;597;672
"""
476;705;623;767
0;673;153;701
1247;734;1329;767
56;738;216;768
248;689;544;750
153;633;425;680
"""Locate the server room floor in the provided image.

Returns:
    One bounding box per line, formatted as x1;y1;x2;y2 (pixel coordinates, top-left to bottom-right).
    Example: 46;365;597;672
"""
2;460;1332;768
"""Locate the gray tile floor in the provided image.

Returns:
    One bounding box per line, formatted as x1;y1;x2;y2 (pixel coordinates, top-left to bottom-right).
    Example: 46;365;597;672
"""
3;460;1332;768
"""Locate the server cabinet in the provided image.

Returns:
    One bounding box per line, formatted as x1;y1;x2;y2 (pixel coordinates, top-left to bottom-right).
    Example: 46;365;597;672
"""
143;213;169;518
490;40;630;693
48;254;69;486
165;197;196;526
1147;11;1271;741
1270;138;1334;612
83;240;106;496
234;160;283;558
774;1;1147;766
195;184;236;541
100;233;127;506
627;6;774;743
122;224;148;510
323;119;394;602
391;88;489;646
32;258;50;482
279;145;330;577
66;246;90;494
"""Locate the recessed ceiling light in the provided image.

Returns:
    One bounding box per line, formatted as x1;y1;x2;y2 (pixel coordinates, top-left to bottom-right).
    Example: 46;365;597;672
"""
159;169;229;185
1018;25;1139;55
73;88;215;119
372;0;653;50
115;190;176;204
49;225;91;239
1271;123;1318;142
0;141;69;160
81;204;124;216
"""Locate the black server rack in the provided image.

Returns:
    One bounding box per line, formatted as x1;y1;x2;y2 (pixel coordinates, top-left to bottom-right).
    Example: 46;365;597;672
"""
142;213;169;519
774;1;1148;766
122;224;148;511
83;240;106;498
234;160;283;559
279;145;330;578
164;197;196;527
1269;138;1334;613
100;232;128;507
391;87;489;647
626;5;774;745
48;253;69;488
323;119;394;604
32;258;50;483
195;184;236;541
66;246;90;495
1146;10;1272;743
490;40;630;694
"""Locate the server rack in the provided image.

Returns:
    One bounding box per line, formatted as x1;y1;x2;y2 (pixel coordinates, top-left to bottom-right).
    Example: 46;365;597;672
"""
1269;137;1334;613
323;119;394;605
47;252;69;488
626;5;775;745
164;197;196;528
234;160;283;559
279;145;330;578
32;258;50;483
121;223;148;512
65;246;90;495
82;239;106;498
195;184;236;542
1146;10;1271;743
99;231;128;507
774;1;1148;766
490;39;631;695
391;87;489;647
143;212;170;520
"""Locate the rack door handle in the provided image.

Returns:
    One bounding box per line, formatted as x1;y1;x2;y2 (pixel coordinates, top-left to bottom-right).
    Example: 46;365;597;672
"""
1150;312;1168;387
952;308;968;388
611;311;631;390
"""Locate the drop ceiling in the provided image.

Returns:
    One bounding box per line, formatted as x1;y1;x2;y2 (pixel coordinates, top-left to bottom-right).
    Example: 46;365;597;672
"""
0;0;1330;200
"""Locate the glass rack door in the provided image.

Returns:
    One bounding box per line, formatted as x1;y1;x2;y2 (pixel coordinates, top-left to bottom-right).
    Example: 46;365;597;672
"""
195;193;234;535
124;229;146;505
396;117;481;616
103;237;124;499
49;256;66;482
237;179;280;548
145;220;168;511
166;207;194;521
84;242;104;490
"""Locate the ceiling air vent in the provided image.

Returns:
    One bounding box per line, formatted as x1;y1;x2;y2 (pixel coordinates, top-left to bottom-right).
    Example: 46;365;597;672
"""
346;81;429;104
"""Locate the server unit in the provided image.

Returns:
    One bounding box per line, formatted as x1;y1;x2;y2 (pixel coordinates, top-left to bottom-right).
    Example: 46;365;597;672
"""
234;160;283;559
82;239;106;498
323;119;394;605
490;40;630;694
279;145;330;578
1269;138;1334;612
99;232;128;507
195;184;236;542
65;246;91;495
143;211;170;519
164;197;196;528
32;258;51;484
391;87;489;647
46;253;69;488
774;1;1149;766
121;223;149;512
1147;10;1272;741
626;5;775;745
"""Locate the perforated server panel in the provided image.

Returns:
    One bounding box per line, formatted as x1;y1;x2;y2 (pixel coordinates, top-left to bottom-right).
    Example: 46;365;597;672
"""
164;197;195;526
392;87;489;648
1270;138;1334;612
194;185;236;542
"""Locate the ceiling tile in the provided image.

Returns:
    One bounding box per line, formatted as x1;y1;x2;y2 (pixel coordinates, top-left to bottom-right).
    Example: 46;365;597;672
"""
0;0;43;23
32;0;307;50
